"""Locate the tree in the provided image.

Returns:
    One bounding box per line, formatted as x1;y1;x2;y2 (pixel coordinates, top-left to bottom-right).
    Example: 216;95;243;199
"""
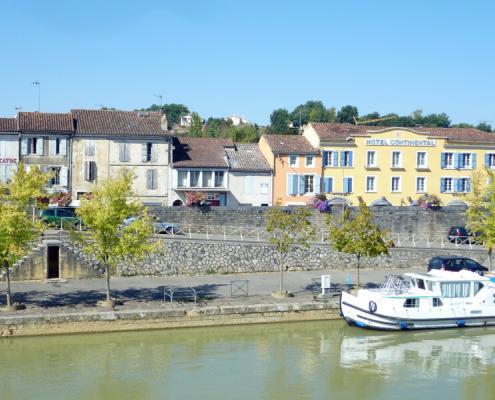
327;201;390;289
476;122;492;133
0;164;50;309
269;108;292;134
337;105;359;124
226;124;258;143
265;206;315;296
75;168;157;307
188;112;203;137
466;169;495;270
144;103;189;128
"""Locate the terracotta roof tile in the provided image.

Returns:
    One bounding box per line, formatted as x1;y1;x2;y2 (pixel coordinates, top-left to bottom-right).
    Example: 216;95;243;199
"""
309;122;495;143
262;134;319;155
0;118;16;132
72;109;168;136
173;137;233;168
225;143;272;172
17;112;73;133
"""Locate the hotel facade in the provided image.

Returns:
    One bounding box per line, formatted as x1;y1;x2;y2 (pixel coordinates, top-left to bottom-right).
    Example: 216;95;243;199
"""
303;122;495;206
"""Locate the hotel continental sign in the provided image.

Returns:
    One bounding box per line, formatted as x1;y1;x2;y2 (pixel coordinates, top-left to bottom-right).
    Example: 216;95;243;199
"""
303;122;495;207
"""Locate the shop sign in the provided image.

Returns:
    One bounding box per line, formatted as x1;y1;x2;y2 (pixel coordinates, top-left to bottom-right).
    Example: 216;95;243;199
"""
366;138;436;147
0;157;17;164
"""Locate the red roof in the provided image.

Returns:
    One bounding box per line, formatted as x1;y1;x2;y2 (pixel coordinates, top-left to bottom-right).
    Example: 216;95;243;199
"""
173;137;234;168
0;118;16;132
262;134;319;155
309;122;495;143
17;112;73;133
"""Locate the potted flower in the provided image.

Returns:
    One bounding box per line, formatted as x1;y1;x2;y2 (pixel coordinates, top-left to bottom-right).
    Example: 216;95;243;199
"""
417;193;442;210
308;193;330;213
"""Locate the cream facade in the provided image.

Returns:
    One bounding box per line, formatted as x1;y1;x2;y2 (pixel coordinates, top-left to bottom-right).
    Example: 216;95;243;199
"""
303;123;495;206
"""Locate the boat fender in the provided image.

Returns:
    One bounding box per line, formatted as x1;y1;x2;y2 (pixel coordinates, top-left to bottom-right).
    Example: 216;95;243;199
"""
368;300;377;313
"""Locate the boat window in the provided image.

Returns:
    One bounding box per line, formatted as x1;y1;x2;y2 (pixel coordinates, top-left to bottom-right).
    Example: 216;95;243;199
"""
425;281;433;291
440;282;471;298
417;279;425;289
473;282;484;296
433;298;443;307
403;298;419;308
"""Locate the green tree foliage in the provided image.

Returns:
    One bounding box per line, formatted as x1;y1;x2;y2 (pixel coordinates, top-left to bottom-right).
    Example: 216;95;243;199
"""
188;112;204;137
476;122;492;133
76;169;158;305
144;103;189;128
265;206;315;293
290;101;337;127
203;118;258;142
466;169;495;270
269;108;292;134
337;105;359;123
327;201;390;288
0;164;50;308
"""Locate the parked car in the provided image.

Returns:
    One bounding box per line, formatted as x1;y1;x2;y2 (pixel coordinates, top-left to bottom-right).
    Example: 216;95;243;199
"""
447;226;481;244
428;255;488;274
40;207;80;227
123;216;180;234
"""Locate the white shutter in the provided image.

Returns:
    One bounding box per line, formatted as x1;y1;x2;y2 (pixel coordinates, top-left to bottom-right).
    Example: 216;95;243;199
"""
142;143;148;162
60;138;67;156
37;138;44;155
84;161;90;181
49;139;57;155
21;138;28;155
60;167;68;187
152;143;158;162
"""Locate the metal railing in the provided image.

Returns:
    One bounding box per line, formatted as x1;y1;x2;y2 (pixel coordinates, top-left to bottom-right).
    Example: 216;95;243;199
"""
163;287;197;305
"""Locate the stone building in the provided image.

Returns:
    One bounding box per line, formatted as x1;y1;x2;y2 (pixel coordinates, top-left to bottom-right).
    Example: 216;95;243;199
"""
0;117;19;182
71;109;170;206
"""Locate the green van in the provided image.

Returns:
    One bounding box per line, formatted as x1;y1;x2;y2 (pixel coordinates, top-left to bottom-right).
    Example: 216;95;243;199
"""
39;207;80;227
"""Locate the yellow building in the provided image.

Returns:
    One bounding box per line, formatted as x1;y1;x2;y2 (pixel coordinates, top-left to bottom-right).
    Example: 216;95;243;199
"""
303;122;495;206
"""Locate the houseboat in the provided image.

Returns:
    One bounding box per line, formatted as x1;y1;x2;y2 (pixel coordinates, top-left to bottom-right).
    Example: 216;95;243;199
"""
341;270;495;330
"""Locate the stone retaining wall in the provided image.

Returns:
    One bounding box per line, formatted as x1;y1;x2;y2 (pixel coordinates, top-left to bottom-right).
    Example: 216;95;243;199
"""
118;237;489;276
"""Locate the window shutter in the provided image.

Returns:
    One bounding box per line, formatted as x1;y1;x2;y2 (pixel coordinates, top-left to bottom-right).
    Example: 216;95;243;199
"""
146;169;152;189
348;152;353;166
84;161;90;181
151;143;158;162
287;174;295;195
315;175;321;193
485;153;490;167
332;151;338;167
90;161;97;181
440;153;446;168
142;143;148;163
21;138;28;155
119;143;125;162
322;151;328;167
60;138;67;156
343;177;349;193
49;139;57;155
324;177;332;193
453;178;459;193
298;174;305;195
219;194;227;206
466;178;471;192
440;178;445;193
471;153;477;169
37;138;44;155
60;167;68;187
339;151;345;167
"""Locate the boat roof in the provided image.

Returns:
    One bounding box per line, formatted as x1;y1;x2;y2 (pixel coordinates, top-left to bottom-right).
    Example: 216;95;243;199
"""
404;270;489;282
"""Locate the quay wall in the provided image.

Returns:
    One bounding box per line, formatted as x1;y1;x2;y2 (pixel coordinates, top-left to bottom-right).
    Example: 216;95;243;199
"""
149;206;467;235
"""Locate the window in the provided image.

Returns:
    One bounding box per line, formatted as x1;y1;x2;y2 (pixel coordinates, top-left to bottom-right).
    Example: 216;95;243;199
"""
343;177;353;193
457;178;470;193
83;161;97;182
177;171;187;187
146;169;158;190
28;138;38;154
305;155;315;167
432;298;443;307
474;282;484;296
289;155;298;167
260;183;269;195
366;176;376;192
214;171;224;188
391;151;401;168
85;140;95;157
403;298;419;308
440;177;453;192
416;177;426;193
486;153;495;168
143;143;155;162
391;177;401;192
49;167;61;186
202;171;213;187
366;151;376;167
190;171;200;187
461;153;471;169
441;152;453;168
441;282;471;298
416;152;427;168
119;143;130;162
50;138;67;156
341;151;353;167
324;177;333;193
324;151;337;167
303;175;314;194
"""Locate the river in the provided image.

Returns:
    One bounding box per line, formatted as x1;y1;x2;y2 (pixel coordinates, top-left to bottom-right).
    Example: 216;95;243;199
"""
1;321;494;400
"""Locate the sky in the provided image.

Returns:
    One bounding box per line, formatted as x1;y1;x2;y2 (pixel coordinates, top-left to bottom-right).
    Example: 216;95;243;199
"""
1;0;494;126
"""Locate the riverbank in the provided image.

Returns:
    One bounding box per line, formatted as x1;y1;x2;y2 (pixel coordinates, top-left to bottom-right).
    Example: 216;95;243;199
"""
0;298;340;337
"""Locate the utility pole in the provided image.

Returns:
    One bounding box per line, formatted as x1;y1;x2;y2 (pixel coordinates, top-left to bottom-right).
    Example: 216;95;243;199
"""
32;81;40;112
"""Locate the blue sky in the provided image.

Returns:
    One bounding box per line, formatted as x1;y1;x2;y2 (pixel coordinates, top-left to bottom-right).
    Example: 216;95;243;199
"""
1;0;494;125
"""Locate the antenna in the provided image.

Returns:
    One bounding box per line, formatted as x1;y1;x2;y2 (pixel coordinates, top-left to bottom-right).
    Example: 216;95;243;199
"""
14;106;22;113
32;80;40;112
153;94;163;107
96;104;106;110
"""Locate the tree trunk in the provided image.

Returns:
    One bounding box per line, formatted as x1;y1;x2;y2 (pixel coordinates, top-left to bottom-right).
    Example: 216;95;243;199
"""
105;264;111;302
3;260;12;308
279;253;284;293
356;255;361;289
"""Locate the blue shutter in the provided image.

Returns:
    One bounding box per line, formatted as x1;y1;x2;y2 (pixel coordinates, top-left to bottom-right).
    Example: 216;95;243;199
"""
453;178;459;193
471;153;477;169
441;153;446;169
324;177;331;193
287;174;295;195
348;152;353;166
440;178;446;193
485;153;490;167
466;178;471;192
340;151;345;167
332;151;338;167
322;151;327;167
298;175;305;195
219;194;227;206
344;177;352;193
315;175;321;193
454;153;461;169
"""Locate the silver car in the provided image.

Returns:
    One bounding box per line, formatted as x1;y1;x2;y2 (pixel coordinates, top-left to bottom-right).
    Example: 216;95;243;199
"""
123;217;180;234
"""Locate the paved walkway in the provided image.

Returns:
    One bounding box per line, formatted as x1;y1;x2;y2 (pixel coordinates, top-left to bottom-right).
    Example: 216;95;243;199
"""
3;268;423;311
